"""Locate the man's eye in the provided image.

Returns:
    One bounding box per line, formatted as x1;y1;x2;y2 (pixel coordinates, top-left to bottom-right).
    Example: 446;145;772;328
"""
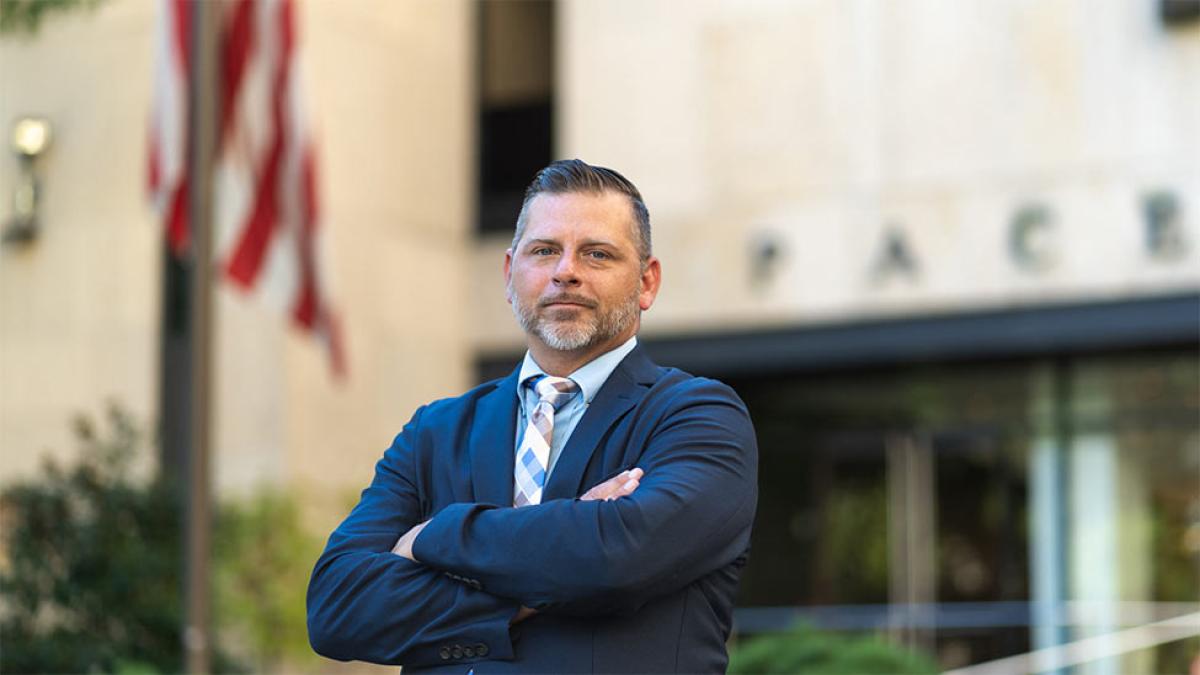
587;250;611;260
532;247;555;256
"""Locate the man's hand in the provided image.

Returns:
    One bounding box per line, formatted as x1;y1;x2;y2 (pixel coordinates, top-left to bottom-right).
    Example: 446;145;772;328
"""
392;520;429;561
511;605;538;625
580;468;643;502
510;469;643;625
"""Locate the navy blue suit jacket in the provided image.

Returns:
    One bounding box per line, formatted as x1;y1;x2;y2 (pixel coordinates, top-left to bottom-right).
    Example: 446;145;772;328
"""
307;346;758;673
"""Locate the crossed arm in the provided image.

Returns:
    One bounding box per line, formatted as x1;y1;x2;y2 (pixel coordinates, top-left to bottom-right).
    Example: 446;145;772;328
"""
391;468;645;624
392;467;644;560
307;381;757;666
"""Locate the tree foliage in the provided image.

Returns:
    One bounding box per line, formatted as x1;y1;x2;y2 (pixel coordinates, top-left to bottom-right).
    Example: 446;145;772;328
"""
0;407;187;673
0;0;106;36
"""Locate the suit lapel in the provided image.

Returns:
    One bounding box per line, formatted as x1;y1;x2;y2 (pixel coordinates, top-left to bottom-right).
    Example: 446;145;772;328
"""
543;346;661;501
469;368;520;506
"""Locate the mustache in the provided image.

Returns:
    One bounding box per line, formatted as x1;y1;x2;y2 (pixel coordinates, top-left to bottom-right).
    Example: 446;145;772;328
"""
539;294;597;309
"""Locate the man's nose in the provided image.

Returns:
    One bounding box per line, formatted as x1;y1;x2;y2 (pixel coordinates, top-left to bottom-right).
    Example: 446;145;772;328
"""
551;254;581;286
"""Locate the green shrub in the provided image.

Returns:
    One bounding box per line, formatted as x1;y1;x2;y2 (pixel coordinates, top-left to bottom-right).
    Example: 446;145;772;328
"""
214;490;322;672
0;404;319;673
728;623;938;675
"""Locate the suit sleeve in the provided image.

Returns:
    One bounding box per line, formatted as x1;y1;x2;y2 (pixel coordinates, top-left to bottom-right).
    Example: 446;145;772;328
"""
306;406;521;667
411;378;758;613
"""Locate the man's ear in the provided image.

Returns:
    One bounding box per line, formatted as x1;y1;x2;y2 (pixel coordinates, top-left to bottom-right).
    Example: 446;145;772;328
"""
503;249;514;304
639;256;662;311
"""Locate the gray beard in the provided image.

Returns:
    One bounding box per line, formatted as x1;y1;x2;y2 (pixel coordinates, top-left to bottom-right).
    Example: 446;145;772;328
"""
510;285;640;352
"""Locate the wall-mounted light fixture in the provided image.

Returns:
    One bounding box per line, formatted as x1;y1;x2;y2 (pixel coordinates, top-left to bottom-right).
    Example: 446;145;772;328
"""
749;230;786;290
4;117;52;246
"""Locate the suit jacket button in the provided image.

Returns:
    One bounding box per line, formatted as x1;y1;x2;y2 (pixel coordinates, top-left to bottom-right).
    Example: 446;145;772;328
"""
451;645;463;659
439;647;450;660
463;646;475;658
476;643;489;657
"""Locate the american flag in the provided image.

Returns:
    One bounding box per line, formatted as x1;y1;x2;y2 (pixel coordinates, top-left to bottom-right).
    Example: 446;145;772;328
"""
148;0;345;377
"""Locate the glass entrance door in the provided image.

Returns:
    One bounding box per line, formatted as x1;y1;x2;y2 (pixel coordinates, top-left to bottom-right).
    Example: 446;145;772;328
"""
729;349;1199;671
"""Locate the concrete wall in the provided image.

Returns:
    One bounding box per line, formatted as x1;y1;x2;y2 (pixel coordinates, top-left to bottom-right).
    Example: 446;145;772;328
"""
0;1;161;480
3;0;1197;500
471;0;1200;353
283;0;475;525
0;0;476;528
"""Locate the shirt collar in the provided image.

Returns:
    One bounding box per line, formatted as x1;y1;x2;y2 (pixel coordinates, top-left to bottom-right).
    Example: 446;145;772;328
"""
517;335;639;404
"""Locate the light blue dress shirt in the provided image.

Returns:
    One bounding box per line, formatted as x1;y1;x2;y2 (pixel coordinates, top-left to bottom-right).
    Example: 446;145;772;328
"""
515;336;639;479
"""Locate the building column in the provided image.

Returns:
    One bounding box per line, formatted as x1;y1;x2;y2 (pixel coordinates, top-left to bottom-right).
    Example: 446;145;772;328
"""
888;431;937;653
1028;361;1068;673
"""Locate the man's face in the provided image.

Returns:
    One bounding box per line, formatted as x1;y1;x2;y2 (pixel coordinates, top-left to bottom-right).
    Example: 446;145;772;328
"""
505;190;660;355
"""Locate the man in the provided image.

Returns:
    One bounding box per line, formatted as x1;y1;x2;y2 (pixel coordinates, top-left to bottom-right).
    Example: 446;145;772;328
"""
307;160;758;673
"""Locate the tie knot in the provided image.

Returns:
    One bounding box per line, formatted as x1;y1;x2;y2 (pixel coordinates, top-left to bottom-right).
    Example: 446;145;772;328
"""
532;375;579;411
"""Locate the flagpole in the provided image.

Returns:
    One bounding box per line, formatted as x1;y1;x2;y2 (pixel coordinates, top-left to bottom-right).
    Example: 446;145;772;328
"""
184;0;219;672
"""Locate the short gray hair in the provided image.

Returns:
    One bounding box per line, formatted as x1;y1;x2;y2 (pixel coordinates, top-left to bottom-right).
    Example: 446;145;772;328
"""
511;159;652;265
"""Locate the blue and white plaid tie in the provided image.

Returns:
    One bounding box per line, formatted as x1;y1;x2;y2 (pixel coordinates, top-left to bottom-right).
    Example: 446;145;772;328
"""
514;376;579;507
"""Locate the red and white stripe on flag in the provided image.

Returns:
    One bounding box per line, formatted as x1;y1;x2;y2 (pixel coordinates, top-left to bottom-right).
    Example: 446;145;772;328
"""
148;0;345;378
148;0;190;254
